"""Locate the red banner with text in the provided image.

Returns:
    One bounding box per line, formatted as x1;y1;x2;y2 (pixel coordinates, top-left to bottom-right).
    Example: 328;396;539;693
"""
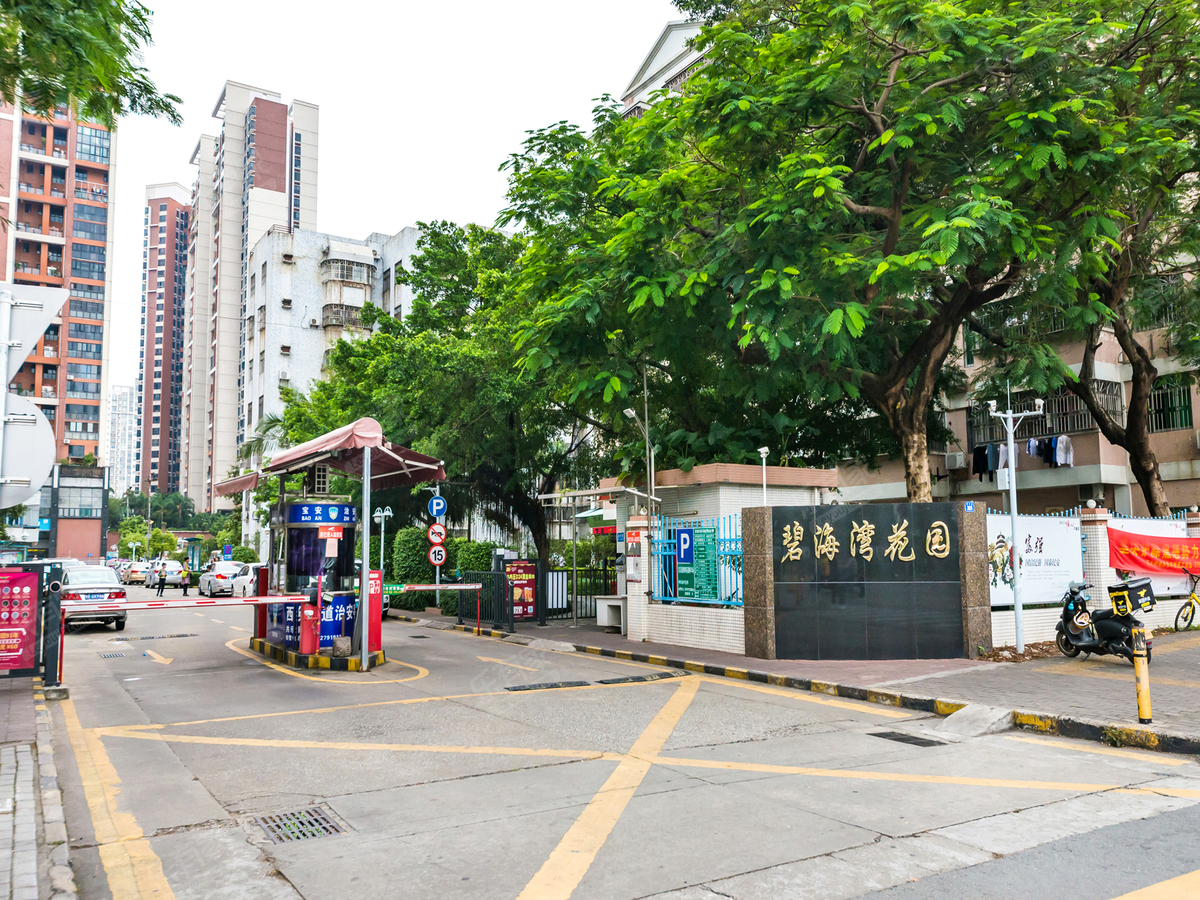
1108;527;1200;574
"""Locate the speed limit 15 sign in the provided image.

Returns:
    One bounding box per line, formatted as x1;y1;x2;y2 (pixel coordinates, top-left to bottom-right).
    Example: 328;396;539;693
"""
428;544;448;567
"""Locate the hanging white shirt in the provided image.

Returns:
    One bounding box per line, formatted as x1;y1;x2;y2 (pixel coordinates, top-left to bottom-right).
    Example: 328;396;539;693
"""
1056;435;1073;467
999;442;1008;469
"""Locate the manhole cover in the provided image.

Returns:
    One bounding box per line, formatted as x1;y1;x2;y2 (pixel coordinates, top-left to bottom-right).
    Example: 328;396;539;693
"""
100;652;125;659
256;808;344;843
110;634;199;642
869;731;946;748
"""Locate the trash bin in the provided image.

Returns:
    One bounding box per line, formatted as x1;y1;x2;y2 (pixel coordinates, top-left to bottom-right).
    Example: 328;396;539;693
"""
1109;577;1155;616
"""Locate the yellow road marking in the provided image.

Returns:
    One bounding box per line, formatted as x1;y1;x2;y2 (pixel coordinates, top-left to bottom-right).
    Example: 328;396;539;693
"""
209;618;225;624
1005;735;1193;766
224;638;428;684
193;613;205;618
517;677;700;900
229;626;248;632
61;700;176;900
478;655;538;672
1040;662;1200;689
652;754;1200;799
698;676;911;718
96;725;623;761
1114;867;1200;898
145;650;172;666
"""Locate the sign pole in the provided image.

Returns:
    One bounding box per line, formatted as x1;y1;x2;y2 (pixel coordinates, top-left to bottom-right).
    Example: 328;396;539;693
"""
360;447;371;672
435;483;441;612
572;500;578;628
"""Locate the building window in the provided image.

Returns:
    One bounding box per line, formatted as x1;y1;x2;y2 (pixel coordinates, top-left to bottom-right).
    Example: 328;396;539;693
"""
76;126;110;163
1148;375;1194;433
68;299;104;320
72;220;107;241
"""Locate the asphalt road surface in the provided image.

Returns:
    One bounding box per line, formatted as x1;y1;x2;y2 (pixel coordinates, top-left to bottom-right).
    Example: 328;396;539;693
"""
50;584;1200;900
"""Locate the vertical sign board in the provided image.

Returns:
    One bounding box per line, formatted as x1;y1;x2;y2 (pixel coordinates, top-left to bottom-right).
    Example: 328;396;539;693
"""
772;503;963;660
0;570;38;671
676;527;718;600
368;570;383;652
505;561;537;620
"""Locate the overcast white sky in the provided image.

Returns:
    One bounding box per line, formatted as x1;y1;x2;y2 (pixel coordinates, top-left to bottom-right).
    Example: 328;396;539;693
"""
107;0;682;387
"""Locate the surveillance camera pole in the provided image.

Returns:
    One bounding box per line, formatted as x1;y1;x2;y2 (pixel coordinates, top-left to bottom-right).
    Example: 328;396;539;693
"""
988;397;1044;653
758;447;769;507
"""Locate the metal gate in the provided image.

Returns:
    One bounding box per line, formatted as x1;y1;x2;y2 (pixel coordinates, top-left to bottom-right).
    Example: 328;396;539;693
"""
457;571;513;632
546;565;615;620
650;514;743;606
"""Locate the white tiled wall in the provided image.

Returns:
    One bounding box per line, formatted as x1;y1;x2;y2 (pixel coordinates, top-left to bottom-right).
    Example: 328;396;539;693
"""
646;604;745;655
991;600;1186;647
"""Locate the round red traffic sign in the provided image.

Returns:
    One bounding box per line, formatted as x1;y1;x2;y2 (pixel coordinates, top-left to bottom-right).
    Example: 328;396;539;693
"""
427;523;447;545
428;544;448;567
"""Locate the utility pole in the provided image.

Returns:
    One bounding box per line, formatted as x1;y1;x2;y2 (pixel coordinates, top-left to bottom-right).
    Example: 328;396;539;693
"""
988;394;1045;653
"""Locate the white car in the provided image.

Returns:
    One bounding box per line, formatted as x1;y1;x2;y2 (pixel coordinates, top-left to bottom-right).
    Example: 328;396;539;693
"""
232;563;267;597
199;562;243;597
61;566;128;631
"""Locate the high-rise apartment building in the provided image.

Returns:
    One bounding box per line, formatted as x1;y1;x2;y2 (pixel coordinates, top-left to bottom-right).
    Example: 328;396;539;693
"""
0;100;116;463
136;183;190;494
105;384;138;496
179;82;318;511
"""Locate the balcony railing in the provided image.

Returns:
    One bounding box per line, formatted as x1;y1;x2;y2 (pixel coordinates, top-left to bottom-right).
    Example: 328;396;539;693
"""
19;143;43;154
322;304;363;330
19;183;44;195
74;187;107;202
967;381;1125;449
14;263;40;274
49;188;65;198
41;387;56;399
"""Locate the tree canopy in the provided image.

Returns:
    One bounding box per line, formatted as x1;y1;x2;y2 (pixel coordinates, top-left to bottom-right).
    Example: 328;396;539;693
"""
0;0;180;125
506;0;1200;505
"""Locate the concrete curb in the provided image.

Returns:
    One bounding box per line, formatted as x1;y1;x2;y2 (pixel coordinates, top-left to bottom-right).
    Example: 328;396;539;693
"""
33;677;78;899
439;625;1200;756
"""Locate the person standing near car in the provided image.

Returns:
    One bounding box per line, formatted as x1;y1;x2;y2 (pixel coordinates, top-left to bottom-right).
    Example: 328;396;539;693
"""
156;560;167;597
181;562;190;596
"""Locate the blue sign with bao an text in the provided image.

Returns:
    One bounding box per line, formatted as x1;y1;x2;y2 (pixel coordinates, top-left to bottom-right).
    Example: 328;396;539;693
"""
286;503;358;525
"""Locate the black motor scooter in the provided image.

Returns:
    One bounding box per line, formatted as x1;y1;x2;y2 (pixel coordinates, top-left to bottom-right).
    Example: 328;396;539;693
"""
1055;580;1154;663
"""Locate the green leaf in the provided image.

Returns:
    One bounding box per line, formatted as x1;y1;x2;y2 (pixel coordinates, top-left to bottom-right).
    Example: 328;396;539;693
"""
822;309;844;335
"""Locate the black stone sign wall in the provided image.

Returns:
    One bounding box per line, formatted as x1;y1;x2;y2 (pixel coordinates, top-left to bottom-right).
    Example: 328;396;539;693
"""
770;503;964;660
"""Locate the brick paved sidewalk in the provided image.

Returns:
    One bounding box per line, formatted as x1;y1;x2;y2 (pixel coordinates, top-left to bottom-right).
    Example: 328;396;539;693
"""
402;611;1200;740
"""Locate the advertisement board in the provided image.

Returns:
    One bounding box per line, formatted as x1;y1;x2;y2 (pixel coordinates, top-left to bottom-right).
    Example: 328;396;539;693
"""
286;503;358;525
506;560;537;620
0;570;38;671
986;515;1083;608
1108;517;1192;596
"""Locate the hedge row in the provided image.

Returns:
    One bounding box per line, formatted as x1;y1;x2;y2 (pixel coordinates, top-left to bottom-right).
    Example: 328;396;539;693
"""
389;528;505;614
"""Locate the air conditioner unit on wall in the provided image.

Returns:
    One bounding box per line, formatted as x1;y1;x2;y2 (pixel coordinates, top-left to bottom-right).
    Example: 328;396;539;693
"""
945;451;967;470
309;317;318;327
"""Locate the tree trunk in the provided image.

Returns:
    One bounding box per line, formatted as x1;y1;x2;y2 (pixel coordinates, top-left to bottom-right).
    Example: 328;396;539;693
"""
899;425;934;503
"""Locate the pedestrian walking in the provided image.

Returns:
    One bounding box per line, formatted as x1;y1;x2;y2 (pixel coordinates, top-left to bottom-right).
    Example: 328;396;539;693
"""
181;563;190;596
155;561;166;597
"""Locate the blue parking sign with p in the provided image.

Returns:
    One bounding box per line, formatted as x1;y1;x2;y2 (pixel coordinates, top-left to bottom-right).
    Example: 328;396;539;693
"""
427;495;447;518
677;528;694;564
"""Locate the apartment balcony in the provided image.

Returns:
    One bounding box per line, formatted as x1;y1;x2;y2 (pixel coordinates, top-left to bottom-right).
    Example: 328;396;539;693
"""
19;142;43;154
49;187;66;198
14;262;40;274
322;304;364;330
74;187;107;203
41;386;56;399
19;183;44;195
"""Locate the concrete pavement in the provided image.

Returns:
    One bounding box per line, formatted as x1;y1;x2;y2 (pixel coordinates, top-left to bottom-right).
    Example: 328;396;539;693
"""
42;587;1200;899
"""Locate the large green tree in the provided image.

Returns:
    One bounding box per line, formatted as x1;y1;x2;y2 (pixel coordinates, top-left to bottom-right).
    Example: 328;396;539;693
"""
281;222;594;563
0;0;180;125
509;0;1200;504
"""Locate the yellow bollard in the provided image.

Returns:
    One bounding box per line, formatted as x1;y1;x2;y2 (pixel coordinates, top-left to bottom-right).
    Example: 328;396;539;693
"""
1132;627;1152;725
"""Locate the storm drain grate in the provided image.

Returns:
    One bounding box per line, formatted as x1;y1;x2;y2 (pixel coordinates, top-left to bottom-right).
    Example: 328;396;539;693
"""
256;808;344;843
100;652;125;659
110;634;198;642
505;681;591;692
869;731;946;748
409;635;430;639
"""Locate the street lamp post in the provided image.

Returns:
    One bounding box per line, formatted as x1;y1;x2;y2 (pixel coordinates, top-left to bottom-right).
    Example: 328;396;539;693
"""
988;396;1045;653
373;506;393;577
129;541;141;562
623;408;655;516
758;447;769;507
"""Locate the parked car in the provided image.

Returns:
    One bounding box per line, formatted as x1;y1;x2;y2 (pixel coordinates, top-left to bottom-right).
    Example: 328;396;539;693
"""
199;562;243;597
123;562;150;584
146;560;185;589
115;561;133;579
232;563;267;597
61;566;127;631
